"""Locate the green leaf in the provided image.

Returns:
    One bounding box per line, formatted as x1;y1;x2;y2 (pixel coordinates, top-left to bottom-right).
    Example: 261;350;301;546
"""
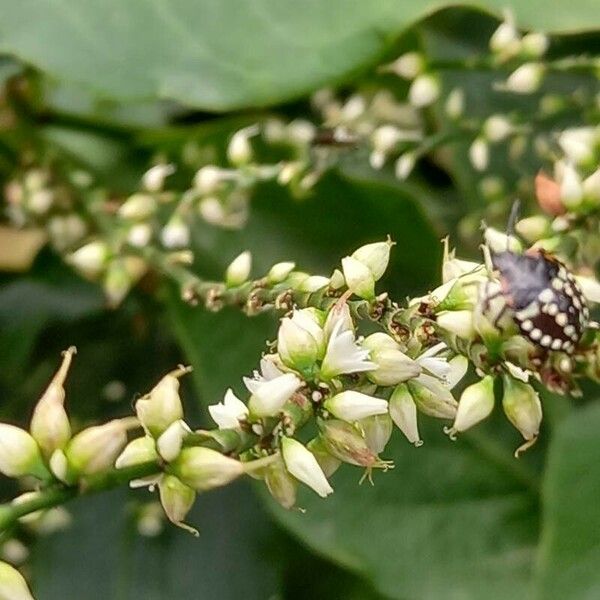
267;420;539;600
30;484;280;599
1;2;597;112
534;403;600;599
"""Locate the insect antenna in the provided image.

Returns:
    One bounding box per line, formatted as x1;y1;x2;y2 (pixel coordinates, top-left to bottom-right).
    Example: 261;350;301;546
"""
506;199;521;251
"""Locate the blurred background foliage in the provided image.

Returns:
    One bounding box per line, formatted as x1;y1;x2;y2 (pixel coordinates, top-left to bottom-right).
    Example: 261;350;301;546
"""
0;1;599;598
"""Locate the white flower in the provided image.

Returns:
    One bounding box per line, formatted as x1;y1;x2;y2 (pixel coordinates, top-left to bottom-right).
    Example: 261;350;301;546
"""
267;262;296;284
447;376;495;438
243;356;285;393
67;241;109;279
324;391;388;422
341;256;375;299
161;216;190;249
208;389;249;429
560;163;584;208
0;425;47;479
362;332;421;386
170;447;244;491
0;561;36;600
156;420;191;462
277;308;325;372
320;317;376;380
408;74;440;107
415;342;452;381
504;63;544;94
395;152;416;180
247;373;303;417
281;437;333;498
115;436;158;470
323;302;354;341
385;52;424;79
351;240;393;281
227;125;259;165
142;163;175;192
469;137;489;172
445;88;464;119
483;115;512;143
389;384;422;446
436;310;476;339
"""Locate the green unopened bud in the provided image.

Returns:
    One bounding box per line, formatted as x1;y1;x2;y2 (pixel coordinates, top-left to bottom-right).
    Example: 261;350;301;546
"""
504;62;544;94
115;436;158;469
324;390;388;422
277;308;325;373
408;73;440;107
389;384;422;446
361;332;421;386
341;256;375;299
360;414;393;454
117;193;156;220
351;240;393;281
30;347;74;459
307;437;341;477
502;375;542;456
158;474;197;535
169;447;244;491
65;417;136;476
515;215;550;243
436;310;476;339
267;261;296;284
264;456;297;509
0;561;35;600
67;241;110;279
281;437;333;498
446;375;495;439
225;251;252;287
0;425;48;479
135;366;190;438
318;419;379;468
407;377;457;420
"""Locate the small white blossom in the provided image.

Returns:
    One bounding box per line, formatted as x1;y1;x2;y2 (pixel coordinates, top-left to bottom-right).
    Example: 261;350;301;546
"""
324;391;388;422
447;376;495;438
560;163;584;208
389;384;422;446
278;308;325;372
408;74;440;107
351;240;393;281
267;262;296;284
503;63;544;94
341;256;375;299
208;389;249;429
127;223;153;248
281;437;333;498
469;137;489;172
225;251;252;287
142;164;175;192
157;420;191;462
320;316;376;380
161;216;190;249
227;125;259;165
247;373;303;417
395;152;416;180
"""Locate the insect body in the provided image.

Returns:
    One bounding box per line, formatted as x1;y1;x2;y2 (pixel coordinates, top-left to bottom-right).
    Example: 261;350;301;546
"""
491;248;589;353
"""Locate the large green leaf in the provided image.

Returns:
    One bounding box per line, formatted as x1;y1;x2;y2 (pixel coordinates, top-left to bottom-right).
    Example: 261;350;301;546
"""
534;403;600;600
0;1;597;113
267;418;539;600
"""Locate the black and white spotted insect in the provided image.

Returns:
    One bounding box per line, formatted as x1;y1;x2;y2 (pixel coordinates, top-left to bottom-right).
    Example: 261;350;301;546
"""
488;247;589;354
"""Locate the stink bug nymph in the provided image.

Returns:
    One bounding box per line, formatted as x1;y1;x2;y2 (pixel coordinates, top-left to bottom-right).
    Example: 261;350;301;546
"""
483;204;590;354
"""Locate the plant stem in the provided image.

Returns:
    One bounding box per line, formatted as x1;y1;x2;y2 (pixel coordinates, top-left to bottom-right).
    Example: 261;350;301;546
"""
0;461;160;533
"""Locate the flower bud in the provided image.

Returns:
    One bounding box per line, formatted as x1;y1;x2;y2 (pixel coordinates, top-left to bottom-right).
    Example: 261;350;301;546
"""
324;390;388;422
0;561;35;600
436;310;476;339
225;251;252;287
247;373;303;417
489;17;520;55
65;418;134;476
135;367;189;438
0;425;48;479
127;223;153;248
441;238;481;283
169;447;244;491
227;125;258;166
160;215;190;249
267;261;295;284
351;239;393;281
521;32;549;57
504;63;544;94
408;74;440;107
193;166;228;195
341;256;375;299
117;193;157;220
360;414;393;454
27;189;54;215
447;375;495;438
317;419;382;468
469;137;489;172
559;128;595;165
115;436;158;469
560;163;584;209
323;302;354;340
386;52;424;79
407;377;458;420
157;420;190;462
389;384;422;446
444;88;465;120
483;115;512;143
362;332;421;386
281;437;333;498
142;163;175;193
278;309;325;373
264;456;297;509
67;241;110;279
307;437;341;477
575;275;600;304
502;375;542;452
484;227;523;254
395;152;416;180
515;215;550;243
298;275;330;293
208;389;249;430
30;347;74;459
583;168;600;202
158;474;197;535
